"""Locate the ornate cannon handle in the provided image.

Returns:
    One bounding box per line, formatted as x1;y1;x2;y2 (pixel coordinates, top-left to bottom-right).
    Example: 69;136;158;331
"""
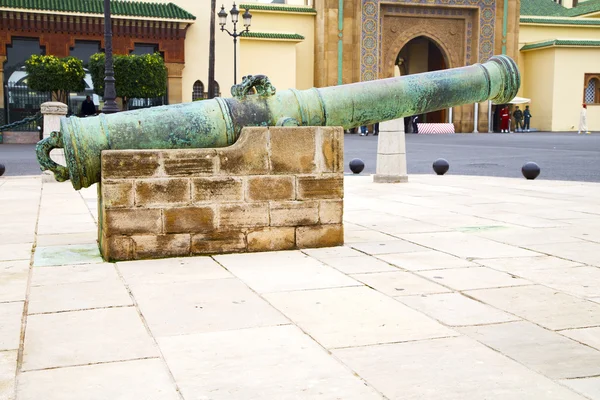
231;75;277;99
35;131;70;182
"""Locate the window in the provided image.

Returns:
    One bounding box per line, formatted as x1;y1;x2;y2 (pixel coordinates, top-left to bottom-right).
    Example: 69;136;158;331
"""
584;74;600;104
213;81;221;97
70;41;101;66
192;80;205;101
130;43;159;56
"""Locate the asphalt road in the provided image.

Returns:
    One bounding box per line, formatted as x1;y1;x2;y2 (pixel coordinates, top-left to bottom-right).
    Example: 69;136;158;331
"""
2;132;600;182
345;132;600;182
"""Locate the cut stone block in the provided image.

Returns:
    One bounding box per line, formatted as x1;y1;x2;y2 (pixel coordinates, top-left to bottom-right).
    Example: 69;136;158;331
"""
246;227;295;252
163;150;216;177
296;224;344;248
135;178;191;206
247;176;294;201
102;151;160;179
192;177;243;202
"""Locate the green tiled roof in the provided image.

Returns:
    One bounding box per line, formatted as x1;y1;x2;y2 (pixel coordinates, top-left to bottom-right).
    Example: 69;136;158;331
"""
569;0;600;16
521;39;600;51
0;0;196;20
241;31;304;40
521;16;600;24
520;0;569;17
239;3;316;13
521;0;600;17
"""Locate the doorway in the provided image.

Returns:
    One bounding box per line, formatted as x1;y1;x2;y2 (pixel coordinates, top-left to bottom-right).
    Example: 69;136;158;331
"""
396;36;449;125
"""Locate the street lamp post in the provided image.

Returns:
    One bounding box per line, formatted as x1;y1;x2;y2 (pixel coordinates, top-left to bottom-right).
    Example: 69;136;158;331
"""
218;3;252;85
102;0;119;113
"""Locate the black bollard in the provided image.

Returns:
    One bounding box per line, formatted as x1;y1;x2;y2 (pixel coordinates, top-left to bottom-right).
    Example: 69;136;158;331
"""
0;164;5;176
521;162;540;180
432;159;450;175
349;158;365;174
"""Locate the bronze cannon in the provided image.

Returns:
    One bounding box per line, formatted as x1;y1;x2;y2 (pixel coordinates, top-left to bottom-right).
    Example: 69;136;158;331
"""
37;55;520;190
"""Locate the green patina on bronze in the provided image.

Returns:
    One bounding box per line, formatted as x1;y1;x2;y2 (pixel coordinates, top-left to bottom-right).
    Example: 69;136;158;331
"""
36;55;520;190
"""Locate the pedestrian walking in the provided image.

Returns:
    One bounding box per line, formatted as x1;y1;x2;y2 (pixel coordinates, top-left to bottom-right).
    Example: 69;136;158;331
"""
411;115;419;134
523;105;532;132
500;106;510;133
80;95;96;117
513;106;523;132
578;104;591;135
373;122;379;136
360;125;369;136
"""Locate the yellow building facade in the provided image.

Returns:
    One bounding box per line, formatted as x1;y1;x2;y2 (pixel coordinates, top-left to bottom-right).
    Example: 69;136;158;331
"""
519;0;600;131
129;0;316;102
7;0;592;132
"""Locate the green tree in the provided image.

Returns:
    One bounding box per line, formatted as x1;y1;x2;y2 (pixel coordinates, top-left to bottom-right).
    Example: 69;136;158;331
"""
89;53;168;110
24;55;85;104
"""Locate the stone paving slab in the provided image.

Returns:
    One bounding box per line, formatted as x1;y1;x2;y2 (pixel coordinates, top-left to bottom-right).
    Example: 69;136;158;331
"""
398;292;520;326
22;307;158;371
33;244;104;267
129;278;289;338
0;350;17;400
459;321;600;379
215;251;360;293
0;302;24;351
117;256;232;284
561;377;600;400
561;327;600;350
333;336;588;400
159;325;383;400
264;286;456;349
0;261;29;303
319;255;398;274
416;266;530;290
17;359;180;400
352;271;450;296
376;250;479;271
466;285;600;330
2;175;600;399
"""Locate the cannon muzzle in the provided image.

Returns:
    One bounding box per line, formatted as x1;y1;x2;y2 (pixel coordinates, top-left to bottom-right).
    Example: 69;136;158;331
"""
37;55;519;190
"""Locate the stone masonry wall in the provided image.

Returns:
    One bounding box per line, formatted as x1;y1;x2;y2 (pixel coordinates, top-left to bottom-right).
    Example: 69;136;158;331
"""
98;126;344;261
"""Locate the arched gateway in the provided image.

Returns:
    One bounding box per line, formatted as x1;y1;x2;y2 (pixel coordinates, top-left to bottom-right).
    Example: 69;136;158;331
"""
314;0;520;133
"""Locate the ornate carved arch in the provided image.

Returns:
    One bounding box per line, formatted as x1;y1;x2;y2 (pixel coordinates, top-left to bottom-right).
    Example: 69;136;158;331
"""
382;17;464;79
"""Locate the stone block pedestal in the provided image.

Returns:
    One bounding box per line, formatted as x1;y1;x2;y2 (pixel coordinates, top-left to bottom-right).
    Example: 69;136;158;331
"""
41;102;68;182
373;118;408;183
98;126;344;261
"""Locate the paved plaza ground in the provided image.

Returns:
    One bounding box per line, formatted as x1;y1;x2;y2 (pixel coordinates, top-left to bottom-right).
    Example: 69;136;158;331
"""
1;173;600;399
3;131;600;181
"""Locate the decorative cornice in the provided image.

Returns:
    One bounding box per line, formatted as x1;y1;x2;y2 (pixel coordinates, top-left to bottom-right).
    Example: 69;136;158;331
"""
239;3;316;14
521;39;600;51
0;0;196;21
41;102;68;115
520;17;600;25
240;32;305;41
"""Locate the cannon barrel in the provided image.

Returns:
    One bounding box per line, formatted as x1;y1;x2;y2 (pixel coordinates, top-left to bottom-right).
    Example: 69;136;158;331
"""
37;55;519;190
